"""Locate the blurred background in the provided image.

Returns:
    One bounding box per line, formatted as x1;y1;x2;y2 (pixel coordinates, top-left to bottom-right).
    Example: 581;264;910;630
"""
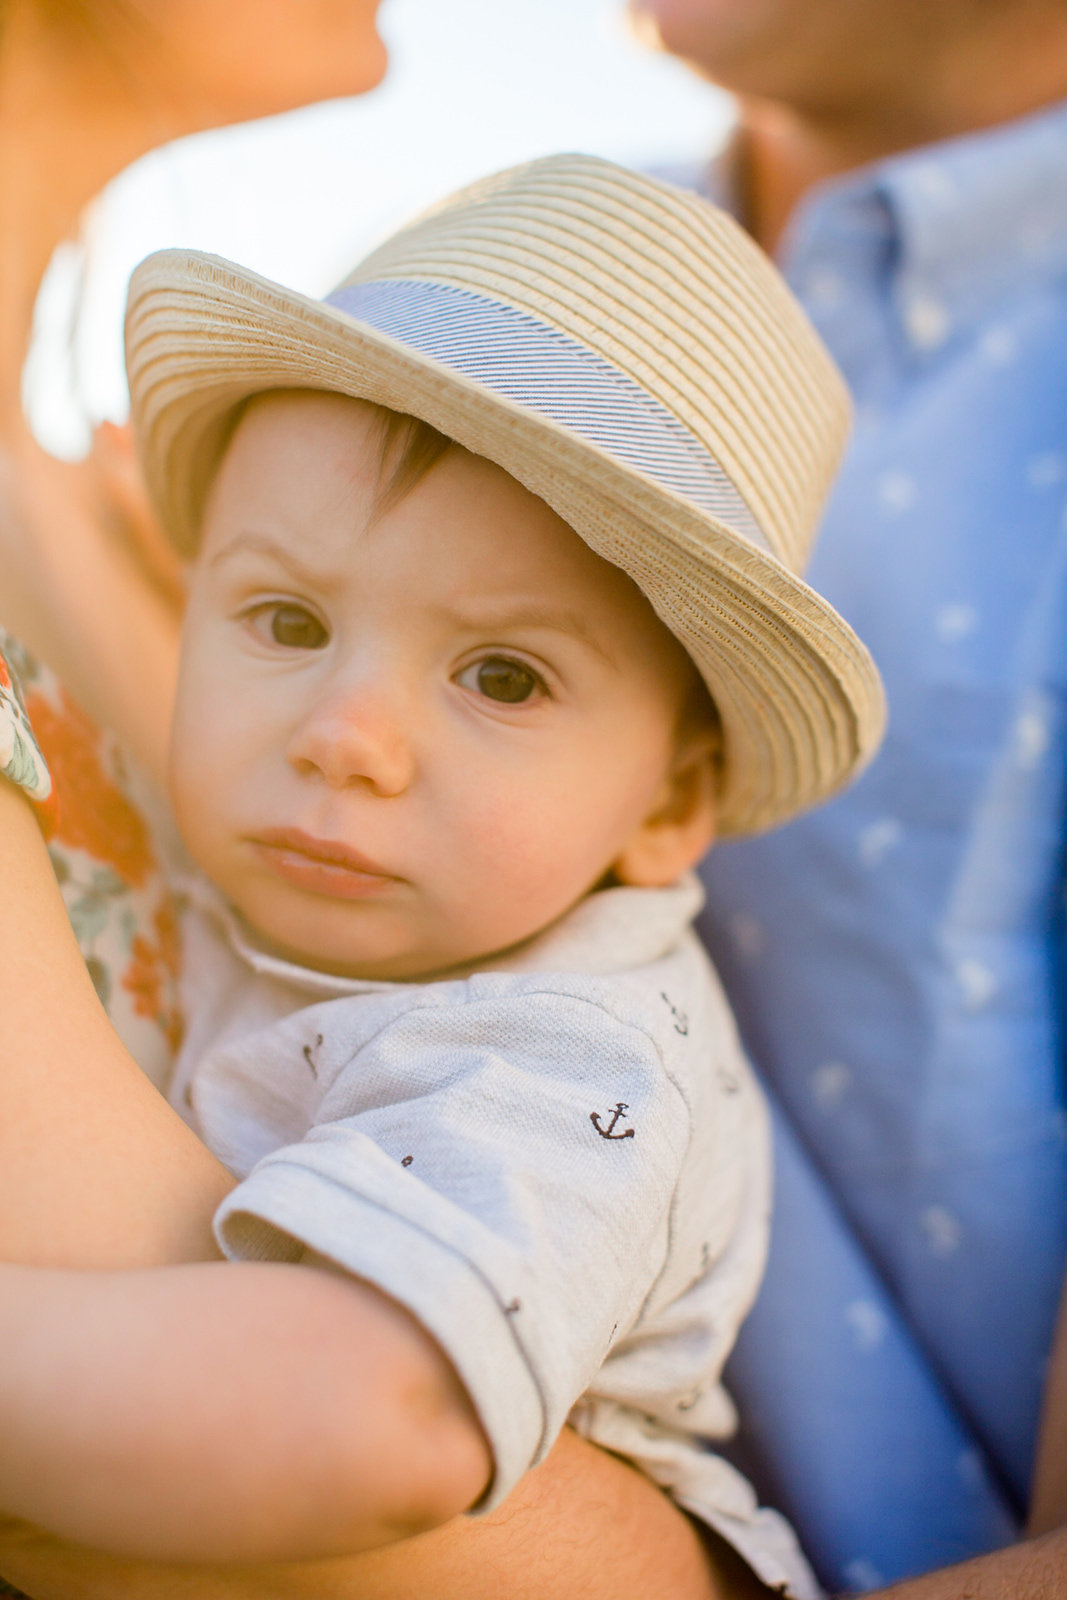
26;0;731;456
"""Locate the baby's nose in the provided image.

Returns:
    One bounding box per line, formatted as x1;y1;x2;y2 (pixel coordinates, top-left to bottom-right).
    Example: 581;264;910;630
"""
286;685;414;796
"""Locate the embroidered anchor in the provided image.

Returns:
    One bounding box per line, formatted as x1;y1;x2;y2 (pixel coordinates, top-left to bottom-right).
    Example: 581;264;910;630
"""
302;1033;324;1078
590;1102;635;1140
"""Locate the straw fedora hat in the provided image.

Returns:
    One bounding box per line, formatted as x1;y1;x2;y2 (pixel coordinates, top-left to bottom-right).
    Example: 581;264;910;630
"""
125;153;885;837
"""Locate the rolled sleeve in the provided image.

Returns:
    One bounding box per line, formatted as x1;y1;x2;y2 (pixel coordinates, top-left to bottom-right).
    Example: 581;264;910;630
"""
213;979;691;1509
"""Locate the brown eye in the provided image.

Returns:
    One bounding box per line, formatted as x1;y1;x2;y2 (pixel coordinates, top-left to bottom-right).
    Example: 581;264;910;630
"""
467;656;542;703
267;605;328;650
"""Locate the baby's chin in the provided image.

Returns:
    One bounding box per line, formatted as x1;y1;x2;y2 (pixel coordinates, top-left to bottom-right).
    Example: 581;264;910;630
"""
230;898;581;986
222;856;617;983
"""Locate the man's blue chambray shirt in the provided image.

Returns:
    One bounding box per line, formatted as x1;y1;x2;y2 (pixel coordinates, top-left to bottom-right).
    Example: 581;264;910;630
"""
681;99;1067;1594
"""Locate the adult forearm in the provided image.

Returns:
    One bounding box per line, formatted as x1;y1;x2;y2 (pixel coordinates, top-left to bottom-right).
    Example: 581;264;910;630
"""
1029;1264;1067;1535
0;1429;760;1600
0;1258;489;1564
868;1527;1067;1600
0;781;232;1267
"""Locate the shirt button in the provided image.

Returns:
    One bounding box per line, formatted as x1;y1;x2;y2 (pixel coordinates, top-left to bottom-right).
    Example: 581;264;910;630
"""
903;294;950;349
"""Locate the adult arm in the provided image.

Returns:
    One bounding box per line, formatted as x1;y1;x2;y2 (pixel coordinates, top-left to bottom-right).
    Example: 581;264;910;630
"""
1028;1260;1067;1536
866;1527;1067;1599
0;783;488;1561
0;777;231;1266
0;1429;762;1600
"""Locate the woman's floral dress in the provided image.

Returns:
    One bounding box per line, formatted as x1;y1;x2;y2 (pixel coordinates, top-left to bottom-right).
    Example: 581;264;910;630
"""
0;627;182;1085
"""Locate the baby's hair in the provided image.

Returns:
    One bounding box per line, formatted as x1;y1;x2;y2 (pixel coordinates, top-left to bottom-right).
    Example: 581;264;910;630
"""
679;670;726;797
199;392;452;553
369;408;452;524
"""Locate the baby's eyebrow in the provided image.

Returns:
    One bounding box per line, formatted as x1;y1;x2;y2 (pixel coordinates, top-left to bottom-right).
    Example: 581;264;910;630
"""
439;600;619;666
207;531;331;587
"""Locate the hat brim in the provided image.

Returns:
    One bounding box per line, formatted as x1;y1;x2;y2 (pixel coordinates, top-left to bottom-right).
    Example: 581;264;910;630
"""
126;249;886;837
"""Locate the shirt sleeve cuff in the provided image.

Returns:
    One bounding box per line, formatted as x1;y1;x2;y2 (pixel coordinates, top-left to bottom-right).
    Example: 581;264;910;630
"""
214;1146;546;1512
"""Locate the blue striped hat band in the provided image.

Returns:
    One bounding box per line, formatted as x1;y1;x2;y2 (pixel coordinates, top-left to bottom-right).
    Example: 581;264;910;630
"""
326;279;771;557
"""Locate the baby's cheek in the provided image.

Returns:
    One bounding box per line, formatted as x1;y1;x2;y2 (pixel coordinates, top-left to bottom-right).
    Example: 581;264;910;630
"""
169;668;246;851
462;785;606;922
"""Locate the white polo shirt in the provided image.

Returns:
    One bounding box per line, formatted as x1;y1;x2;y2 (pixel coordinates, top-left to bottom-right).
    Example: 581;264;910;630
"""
171;875;820;1598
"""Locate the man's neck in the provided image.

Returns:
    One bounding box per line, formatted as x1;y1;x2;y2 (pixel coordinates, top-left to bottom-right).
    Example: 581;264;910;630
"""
736;17;1067;256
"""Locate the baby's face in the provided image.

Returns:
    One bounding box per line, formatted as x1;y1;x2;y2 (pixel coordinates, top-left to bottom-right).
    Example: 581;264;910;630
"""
171;391;707;981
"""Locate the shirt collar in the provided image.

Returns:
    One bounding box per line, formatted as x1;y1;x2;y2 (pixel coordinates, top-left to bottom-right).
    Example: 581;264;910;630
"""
185;872;705;998
705;97;1067;359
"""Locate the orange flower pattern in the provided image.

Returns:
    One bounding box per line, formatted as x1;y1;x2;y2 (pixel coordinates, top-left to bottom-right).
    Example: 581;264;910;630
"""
0;630;182;1089
122;895;184;1057
24;683;155;885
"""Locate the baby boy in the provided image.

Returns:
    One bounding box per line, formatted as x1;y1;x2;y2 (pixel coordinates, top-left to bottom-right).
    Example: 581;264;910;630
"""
108;153;882;1596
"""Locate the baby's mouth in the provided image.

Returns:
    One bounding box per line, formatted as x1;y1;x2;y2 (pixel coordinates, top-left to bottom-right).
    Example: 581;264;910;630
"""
249;827;401;899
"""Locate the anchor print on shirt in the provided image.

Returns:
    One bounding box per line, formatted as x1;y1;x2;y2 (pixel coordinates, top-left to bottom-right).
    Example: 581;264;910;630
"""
659;991;689;1035
302;1033;324;1078
591;1101;635;1139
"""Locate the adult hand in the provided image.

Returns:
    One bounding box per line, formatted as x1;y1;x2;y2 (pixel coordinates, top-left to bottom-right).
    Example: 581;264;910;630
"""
0;418;181;792
85;421;186;612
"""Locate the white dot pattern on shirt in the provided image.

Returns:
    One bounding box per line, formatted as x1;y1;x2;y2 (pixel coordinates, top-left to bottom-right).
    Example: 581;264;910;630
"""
934;602;979;642
1015;708;1051;769
804;266;845;309
843;1557;886;1593
845;1299;888;1351
812;1060;852;1107
858;817;903;866
956;959;998;1011
876;471;918;513
910;163;955;202
904;295;950;349
1026;451;1066;488
921;1206;963;1257
979;326;1019;367
730;912;766;959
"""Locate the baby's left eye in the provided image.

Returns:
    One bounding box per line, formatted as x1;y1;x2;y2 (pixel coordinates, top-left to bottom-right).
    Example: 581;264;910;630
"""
456;656;545;704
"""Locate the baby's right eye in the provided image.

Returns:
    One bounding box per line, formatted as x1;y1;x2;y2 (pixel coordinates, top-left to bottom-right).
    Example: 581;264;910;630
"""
251;603;329;650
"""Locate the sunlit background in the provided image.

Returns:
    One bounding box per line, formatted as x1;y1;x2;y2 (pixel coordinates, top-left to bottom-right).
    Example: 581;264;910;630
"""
26;0;731;455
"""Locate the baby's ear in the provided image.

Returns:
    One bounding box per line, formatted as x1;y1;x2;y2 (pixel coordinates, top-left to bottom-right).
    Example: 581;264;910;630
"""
611;725;720;888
